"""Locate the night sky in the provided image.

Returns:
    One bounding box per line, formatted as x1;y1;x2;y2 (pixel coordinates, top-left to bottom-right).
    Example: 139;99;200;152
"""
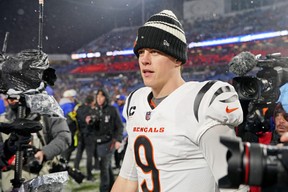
0;0;163;54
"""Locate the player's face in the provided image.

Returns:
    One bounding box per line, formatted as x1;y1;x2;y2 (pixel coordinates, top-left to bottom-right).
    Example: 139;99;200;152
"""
138;48;179;90
275;113;288;136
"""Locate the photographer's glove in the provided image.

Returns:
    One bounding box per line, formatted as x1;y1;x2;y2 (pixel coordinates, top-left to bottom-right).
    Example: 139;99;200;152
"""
3;133;32;158
0;118;43;135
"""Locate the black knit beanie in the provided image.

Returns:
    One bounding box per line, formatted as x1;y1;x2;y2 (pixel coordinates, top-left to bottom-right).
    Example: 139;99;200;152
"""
133;10;187;64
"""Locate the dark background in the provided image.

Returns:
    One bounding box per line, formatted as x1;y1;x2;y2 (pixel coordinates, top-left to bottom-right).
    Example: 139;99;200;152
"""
0;0;181;54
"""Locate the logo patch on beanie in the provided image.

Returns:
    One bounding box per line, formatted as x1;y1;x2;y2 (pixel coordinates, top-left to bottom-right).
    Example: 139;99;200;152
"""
163;40;170;47
133;36;138;48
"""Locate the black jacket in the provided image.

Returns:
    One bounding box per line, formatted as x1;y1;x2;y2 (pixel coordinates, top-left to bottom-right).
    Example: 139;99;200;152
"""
76;104;94;135
88;88;123;143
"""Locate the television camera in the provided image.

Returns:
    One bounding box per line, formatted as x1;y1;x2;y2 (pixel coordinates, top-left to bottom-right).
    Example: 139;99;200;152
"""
0;38;60;189
219;136;288;192
220;51;288;191
0;0;68;190
229;51;288;135
230;51;288;102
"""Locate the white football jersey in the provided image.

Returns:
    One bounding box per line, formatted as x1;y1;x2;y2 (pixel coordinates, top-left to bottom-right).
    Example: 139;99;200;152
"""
120;81;243;192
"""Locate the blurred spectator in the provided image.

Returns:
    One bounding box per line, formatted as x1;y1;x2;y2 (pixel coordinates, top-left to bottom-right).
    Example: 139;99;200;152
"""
112;94;127;169
59;89;77;117
87;88;123;191
277;82;288;113
271;102;288;145
59;89;78;162
0;97;5;115
73;94;99;181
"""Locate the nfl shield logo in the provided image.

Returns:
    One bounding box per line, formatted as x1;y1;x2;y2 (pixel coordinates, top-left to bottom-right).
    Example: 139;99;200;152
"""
145;111;151;121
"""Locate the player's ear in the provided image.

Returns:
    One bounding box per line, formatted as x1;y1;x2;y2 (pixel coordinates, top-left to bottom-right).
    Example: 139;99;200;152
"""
175;59;182;67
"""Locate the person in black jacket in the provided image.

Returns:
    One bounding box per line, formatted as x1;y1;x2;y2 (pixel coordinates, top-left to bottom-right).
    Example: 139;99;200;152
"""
74;94;98;180
86;88;123;192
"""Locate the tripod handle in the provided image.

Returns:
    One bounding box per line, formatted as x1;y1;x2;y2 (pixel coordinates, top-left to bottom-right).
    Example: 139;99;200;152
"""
11;104;26;189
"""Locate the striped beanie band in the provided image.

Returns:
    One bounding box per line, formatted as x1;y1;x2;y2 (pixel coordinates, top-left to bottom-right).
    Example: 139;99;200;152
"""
133;10;187;64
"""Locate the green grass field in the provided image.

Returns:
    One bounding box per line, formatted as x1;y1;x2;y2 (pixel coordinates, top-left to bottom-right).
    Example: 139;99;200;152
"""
62;152;120;192
64;171;100;192
64;169;120;192
0;152;118;191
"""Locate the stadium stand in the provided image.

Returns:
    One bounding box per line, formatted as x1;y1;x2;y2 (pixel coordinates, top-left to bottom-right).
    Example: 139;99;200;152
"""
51;1;288;103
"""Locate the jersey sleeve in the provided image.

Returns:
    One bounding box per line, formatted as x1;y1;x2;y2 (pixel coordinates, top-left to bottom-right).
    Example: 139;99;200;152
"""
205;81;243;126
195;81;243;143
122;89;139;121
200;125;249;192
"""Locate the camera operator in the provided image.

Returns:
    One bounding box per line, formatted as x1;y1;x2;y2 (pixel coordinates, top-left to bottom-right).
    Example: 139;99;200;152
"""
270;102;288;145
86;88;123;192
1;97;71;192
73;94;98;180
0;119;42;169
275;83;288;144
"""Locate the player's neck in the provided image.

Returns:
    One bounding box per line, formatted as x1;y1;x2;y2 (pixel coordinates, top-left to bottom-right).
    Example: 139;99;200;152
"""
152;77;185;98
148;92;167;109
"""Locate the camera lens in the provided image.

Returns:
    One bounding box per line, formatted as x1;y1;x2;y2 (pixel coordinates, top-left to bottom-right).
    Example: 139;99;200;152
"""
239;79;258;99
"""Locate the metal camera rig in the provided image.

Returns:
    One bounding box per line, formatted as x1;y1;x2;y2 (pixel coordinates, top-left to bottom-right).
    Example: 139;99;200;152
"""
0;0;69;191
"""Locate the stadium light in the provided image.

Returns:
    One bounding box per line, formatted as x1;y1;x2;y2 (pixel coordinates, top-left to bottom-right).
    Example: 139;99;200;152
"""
87;52;101;58
71;53;87;60
71;29;288;60
106;49;134;56
188;29;288;48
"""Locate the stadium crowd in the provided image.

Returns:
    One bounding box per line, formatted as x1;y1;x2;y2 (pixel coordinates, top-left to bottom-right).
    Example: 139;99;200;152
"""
50;2;288;100
52;35;288;103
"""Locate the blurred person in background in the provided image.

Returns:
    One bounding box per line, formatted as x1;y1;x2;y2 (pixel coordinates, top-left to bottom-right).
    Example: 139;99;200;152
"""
0;96;6;116
59;89;78;162
86;88;123;192
0;96;8;124
270;102;288;145
274;83;288;144
73;94;99;181
112;94;127;170
59;89;77;117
